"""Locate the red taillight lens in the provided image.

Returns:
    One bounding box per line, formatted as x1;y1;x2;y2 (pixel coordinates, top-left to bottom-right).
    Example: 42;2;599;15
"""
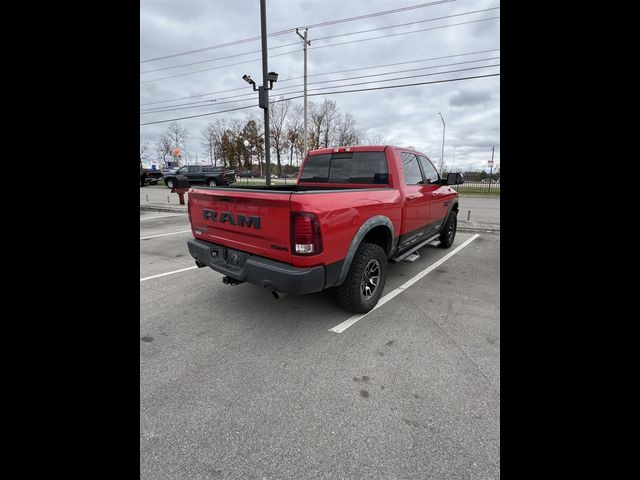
291;212;323;255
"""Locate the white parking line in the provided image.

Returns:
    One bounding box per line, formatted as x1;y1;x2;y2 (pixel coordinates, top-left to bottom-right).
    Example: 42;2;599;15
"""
328;234;480;334
140;266;199;282
140;214;187;221
140;230;192;240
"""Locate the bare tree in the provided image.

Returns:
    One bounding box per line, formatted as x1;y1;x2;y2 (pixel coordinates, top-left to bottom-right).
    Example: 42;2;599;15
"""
363;133;386;145
140;141;151;163
166;122;188;164
334;113;361;146
320;99;338;148
156;135;172;167
285;104;304;167
269;97;290;176
201;123;217;167
308;101;324;151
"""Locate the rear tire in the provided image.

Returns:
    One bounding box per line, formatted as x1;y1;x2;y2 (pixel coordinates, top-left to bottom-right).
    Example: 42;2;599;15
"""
207;178;218;187
165;178;174;189
438;210;457;248
335;242;387;314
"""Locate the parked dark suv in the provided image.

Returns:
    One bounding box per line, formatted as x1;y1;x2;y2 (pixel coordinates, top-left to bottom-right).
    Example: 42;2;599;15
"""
163;165;236;188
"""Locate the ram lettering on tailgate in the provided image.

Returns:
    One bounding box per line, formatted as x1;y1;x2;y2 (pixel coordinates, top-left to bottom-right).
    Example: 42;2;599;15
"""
203;209;261;229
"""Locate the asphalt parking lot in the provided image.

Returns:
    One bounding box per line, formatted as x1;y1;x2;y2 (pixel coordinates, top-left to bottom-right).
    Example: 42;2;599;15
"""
140;211;500;479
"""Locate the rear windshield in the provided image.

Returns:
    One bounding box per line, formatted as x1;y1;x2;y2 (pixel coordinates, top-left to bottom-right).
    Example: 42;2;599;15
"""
299;151;388;184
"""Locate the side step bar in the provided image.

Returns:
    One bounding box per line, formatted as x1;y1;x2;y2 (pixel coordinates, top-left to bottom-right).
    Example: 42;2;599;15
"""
390;233;441;263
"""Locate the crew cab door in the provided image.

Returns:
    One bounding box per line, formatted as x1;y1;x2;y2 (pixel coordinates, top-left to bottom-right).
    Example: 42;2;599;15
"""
416;154;451;231
187;165;204;183
398;152;433;250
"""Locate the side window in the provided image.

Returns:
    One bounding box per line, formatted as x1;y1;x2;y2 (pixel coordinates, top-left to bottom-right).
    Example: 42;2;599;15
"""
417;156;439;184
188;166;199;173
400;152;423;185
176;167;187;174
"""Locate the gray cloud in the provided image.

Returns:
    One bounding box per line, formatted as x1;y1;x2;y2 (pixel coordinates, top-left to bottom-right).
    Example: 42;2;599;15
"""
449;88;492;107
140;0;500;170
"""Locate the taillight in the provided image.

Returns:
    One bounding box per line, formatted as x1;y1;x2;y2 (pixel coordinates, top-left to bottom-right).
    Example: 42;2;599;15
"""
291;212;323;255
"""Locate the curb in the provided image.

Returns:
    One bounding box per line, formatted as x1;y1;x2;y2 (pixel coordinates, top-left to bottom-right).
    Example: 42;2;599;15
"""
458;227;500;234
140;204;187;214
458;221;500;233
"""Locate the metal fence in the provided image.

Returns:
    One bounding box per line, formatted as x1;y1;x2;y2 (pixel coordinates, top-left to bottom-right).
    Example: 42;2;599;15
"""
446;172;500;194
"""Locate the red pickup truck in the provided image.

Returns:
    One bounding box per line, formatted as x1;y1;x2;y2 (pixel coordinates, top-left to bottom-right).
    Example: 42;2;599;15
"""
186;146;463;313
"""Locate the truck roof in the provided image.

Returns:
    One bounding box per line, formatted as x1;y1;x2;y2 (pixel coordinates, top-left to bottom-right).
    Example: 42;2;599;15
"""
308;145;389;155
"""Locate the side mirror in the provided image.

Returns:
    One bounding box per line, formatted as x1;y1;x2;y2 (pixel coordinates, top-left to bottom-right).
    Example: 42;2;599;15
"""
445;172;464;185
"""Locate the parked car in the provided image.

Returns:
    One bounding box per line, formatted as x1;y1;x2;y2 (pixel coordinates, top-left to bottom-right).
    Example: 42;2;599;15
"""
238;170;259;178
186;145;463;313
163;165;236;188
140;161;162;187
480;178;498;184
161;167;179;176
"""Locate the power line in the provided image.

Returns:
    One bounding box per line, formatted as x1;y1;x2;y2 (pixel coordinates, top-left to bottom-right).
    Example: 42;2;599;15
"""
140;104;259;125
140;57;499;114
310;16;500;52
139;49;499;107
312;7;498;43
303;63;500;93
140;72;500;126
141;6;498;75
140;15;499;84
140;42;300;74
140;0;456;63
140;50;297;84
286;48;500;81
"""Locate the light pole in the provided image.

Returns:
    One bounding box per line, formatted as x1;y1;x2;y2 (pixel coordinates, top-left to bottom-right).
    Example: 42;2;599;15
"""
240;0;278;185
438;113;445;175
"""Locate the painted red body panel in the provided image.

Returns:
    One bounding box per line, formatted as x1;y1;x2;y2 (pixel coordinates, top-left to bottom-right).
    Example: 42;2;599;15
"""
187;146;457;268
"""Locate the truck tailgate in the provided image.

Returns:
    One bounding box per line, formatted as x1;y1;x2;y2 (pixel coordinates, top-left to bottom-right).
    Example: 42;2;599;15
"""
188;188;293;263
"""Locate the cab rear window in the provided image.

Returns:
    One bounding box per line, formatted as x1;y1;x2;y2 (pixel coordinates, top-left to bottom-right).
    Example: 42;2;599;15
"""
299;152;388;184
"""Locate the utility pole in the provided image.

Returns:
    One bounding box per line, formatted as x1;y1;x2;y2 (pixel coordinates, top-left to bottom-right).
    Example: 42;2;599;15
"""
296;28;310;158
438;112;445;175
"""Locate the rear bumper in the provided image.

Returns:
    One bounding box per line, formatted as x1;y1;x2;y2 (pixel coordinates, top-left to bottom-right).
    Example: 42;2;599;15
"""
187;238;325;295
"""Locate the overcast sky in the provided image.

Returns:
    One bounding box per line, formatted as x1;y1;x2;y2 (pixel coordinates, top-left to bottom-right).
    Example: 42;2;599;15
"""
140;0;500;171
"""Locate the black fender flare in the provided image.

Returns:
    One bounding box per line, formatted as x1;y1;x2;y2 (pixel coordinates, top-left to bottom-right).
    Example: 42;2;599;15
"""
441;199;459;231
336;215;396;286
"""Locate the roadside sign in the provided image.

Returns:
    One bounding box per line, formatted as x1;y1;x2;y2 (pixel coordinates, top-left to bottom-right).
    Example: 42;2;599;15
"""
488;159;494;166
173;148;181;156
